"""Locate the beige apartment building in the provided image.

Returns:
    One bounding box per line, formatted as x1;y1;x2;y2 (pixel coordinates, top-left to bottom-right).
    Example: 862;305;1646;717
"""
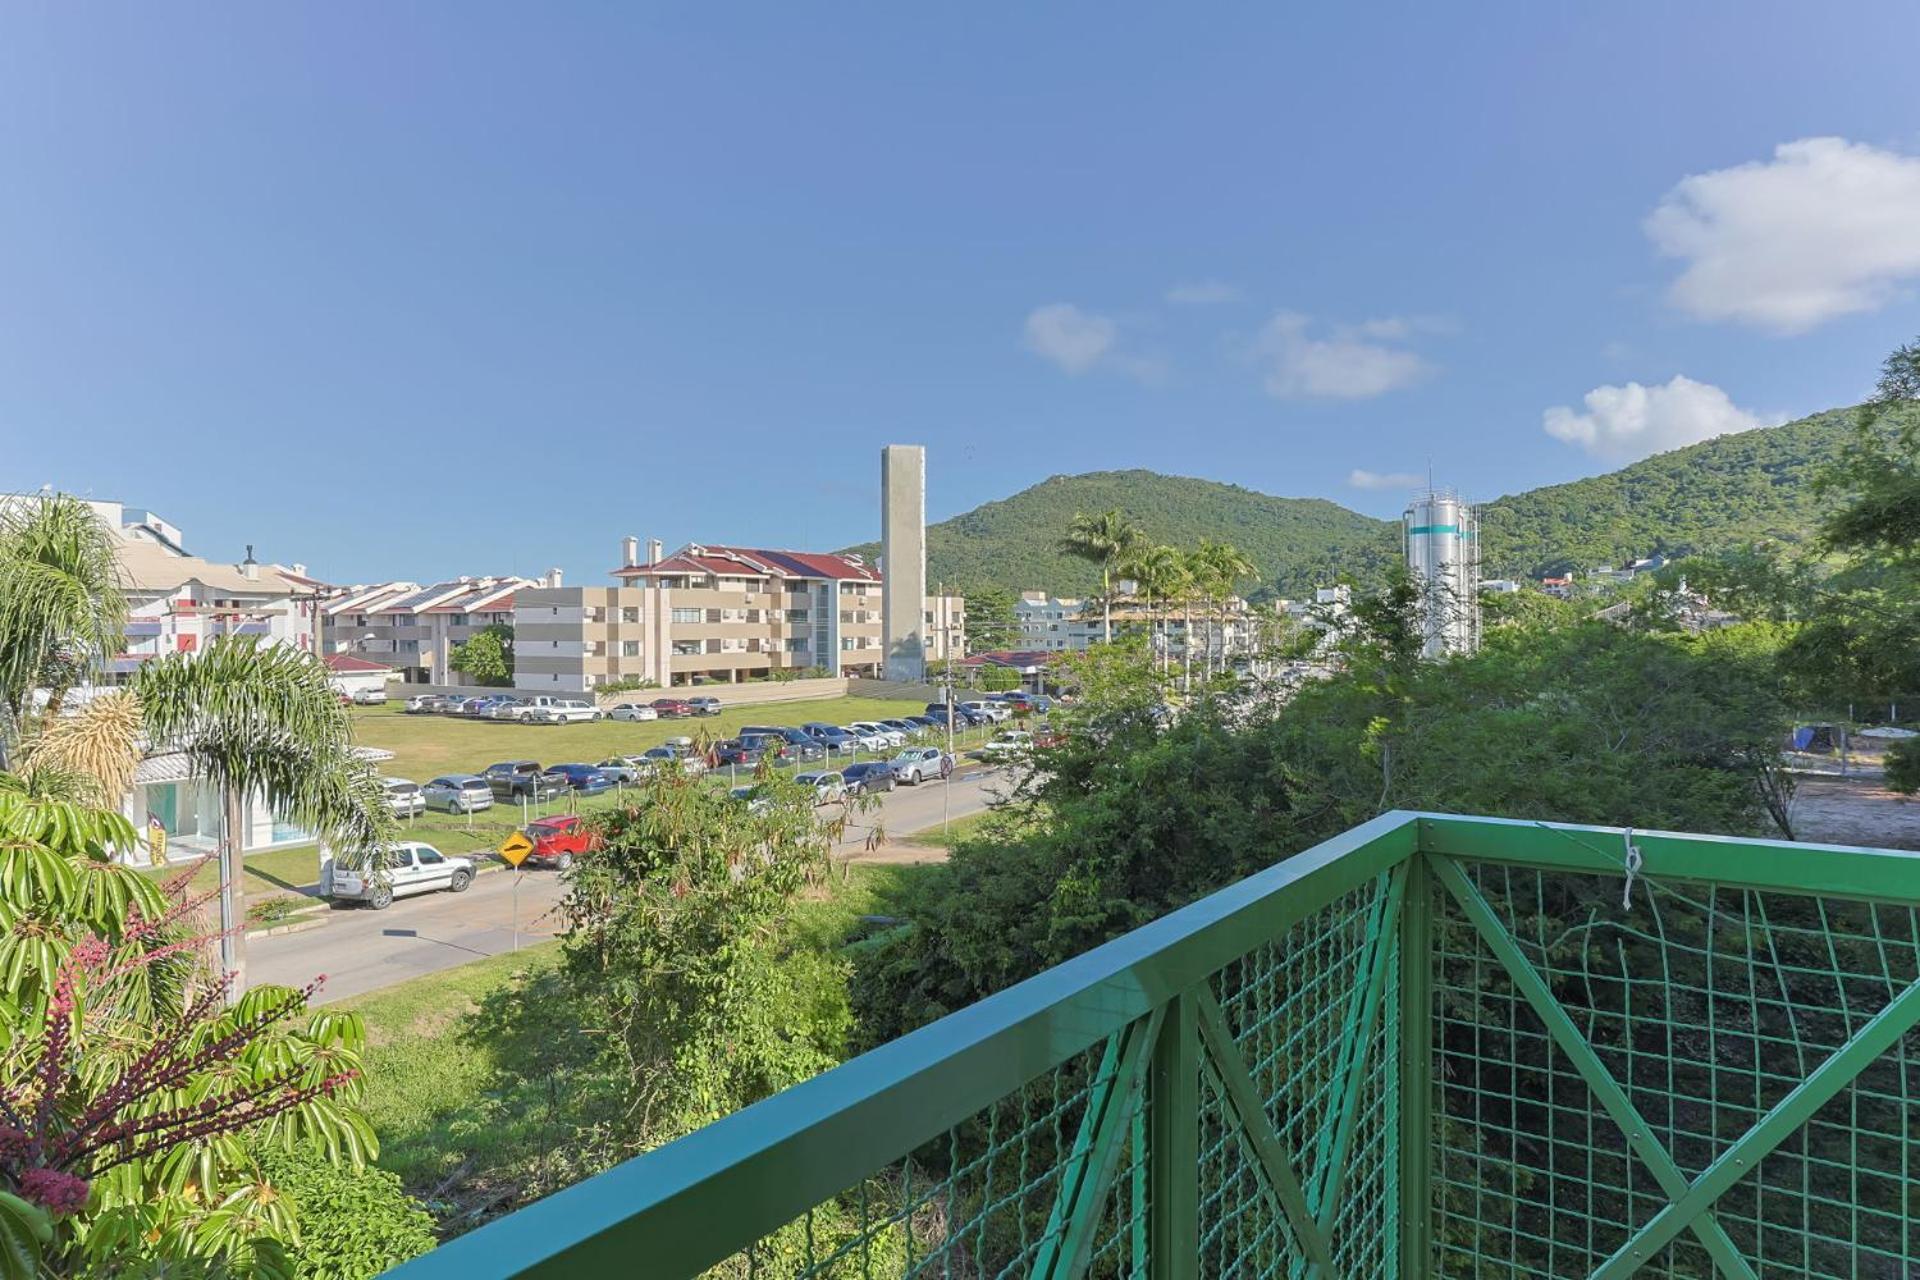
513;542;965;691
320;573;551;683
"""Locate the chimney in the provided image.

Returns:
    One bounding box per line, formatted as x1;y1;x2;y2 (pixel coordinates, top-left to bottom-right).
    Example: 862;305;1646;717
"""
546;567;564;589
648;538;664;564
622;536;639;568
240;544;259;581
292;563;306;577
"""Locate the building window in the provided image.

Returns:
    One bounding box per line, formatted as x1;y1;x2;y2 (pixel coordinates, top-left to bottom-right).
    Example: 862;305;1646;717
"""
785;609;809;622
786;638;807;652
673;641;701;656
671;608;702;624
621;607;640;623
621;640;640;657
451;614;468;626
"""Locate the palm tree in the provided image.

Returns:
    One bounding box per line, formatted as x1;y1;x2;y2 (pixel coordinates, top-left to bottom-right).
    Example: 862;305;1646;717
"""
1061;510;1145;645
1191;540;1257;677
1128;543;1187;674
0;494;128;728
1;496;393;997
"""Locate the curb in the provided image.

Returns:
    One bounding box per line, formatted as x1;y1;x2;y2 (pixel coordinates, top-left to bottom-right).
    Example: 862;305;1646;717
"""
245;916;329;941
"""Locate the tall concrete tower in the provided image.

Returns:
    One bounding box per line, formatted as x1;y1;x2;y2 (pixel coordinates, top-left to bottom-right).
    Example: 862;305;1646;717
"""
880;444;928;681
1403;489;1481;659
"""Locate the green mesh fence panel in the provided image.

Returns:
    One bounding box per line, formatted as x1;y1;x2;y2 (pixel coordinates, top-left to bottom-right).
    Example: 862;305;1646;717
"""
730;1028;1152;1278
1431;849;1920;1278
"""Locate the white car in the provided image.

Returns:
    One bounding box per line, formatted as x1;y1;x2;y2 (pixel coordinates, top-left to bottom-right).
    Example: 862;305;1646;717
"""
484;698;529;720
511;696;600;724
980;730;1034;762
383;777;426;818
330;842;474;910
423;775;494;813
841;725;892;752
607;702;659;722
793;771;847;804
352;687;389;705
848;721;907;749
403;694;439;713
961;701;1011;724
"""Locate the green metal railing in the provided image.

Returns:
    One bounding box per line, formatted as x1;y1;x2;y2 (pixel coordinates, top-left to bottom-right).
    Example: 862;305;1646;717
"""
387;812;1920;1278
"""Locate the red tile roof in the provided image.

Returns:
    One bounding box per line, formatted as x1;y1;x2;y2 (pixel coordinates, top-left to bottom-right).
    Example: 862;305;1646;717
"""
613;544;881;582
324;654;393;673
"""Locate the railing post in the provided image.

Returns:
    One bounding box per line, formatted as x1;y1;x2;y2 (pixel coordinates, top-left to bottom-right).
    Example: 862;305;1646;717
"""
1398;852;1432;1278
1149;990;1199;1280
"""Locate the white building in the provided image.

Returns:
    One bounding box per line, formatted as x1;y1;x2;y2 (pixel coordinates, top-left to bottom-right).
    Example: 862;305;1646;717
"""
320;575;542;683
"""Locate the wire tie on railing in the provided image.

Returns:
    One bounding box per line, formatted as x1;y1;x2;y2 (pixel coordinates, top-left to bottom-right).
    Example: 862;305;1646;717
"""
1621;826;1643;910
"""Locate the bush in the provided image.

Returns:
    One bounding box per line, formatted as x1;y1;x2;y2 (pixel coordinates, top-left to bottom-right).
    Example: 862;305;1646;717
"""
595;676;660;694
256;1146;437;1279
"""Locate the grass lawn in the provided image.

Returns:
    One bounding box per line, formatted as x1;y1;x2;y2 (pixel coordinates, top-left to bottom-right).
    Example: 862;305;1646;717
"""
138;842;324;896
345;862;924;1212
348;695;939;783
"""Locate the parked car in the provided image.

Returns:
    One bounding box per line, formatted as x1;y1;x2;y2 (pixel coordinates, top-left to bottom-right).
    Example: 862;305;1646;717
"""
383;777;426;818
890;747;954;785
334;690;353;707
423;775;494;813
352;687;389;705
749;726;826;762
642;744;709;775
650;697;695;718
525;815;598;869
801;722;862;754
607;702;660;722
595;756;650;783
728;785;773;815
840;761;897;796
847;721;907;749
793;770;847;804
904;714;944;732
330;842;473;909
961;700;1011;724
457;696;500;717
686;696;724;716
879;718;923;739
484;698;529;720
736;732;793;763
518;696;600;724
403;693;440;714
545;763;614;794
925;703;989;726
980;730;1035;762
713;738;769;767
483;760;568;801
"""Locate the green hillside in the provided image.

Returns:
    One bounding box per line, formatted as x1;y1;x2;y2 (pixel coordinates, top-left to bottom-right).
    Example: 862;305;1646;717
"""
1476;408;1857;576
848;407;1865;596
845;470;1398;598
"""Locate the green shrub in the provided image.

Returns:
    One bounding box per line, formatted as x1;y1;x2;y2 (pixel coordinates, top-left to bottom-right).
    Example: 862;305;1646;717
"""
256;1147;437;1279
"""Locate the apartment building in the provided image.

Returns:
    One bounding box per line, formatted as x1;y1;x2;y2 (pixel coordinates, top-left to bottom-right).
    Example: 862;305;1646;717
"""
1016;588;1267;661
320;573;547;683
513;541;965;691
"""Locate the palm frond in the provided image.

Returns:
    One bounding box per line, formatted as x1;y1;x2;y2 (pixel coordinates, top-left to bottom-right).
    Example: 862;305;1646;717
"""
0;495;127;719
18;691;144;803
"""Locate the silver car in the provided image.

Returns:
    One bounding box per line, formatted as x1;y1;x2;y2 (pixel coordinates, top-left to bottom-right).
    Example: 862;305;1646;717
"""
423;775;493;813
383;777;427;818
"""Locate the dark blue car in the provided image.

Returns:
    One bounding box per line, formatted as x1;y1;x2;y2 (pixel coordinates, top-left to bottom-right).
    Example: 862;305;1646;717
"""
840;761;897;795
545;763;614;794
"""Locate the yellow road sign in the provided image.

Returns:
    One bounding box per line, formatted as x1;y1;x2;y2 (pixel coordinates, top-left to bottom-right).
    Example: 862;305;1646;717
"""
498;831;534;868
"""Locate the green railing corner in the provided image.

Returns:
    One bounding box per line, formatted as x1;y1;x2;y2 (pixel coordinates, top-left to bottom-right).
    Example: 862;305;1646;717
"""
385;812;1920;1279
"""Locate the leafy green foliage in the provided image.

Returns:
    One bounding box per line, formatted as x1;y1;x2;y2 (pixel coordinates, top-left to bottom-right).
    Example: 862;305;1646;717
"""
960;585;1019;653
0;495;128;724
253;1146;435;1280
0;789;379;1278
856;615;1791;1044
447;625;513;687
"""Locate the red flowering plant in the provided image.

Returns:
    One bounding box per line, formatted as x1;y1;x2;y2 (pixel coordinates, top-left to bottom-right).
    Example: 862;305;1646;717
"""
0;789;377;1278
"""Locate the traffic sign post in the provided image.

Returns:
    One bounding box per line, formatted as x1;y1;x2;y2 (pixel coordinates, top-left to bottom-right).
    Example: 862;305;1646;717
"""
498;832;534;951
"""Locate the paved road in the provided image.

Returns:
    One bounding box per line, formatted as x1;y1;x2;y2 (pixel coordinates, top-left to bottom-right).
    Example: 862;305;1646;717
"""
252;768;1008;1003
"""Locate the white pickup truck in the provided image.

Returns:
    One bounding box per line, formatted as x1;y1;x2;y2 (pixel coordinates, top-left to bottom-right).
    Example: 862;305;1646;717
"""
510;696;601;724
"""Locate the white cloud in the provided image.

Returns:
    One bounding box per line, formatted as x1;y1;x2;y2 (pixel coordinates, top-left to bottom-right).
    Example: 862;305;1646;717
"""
1347;468;1425;491
1254;311;1433;400
1542;375;1778;462
1023;303;1117;374
1166;280;1239;305
1645;137;1920;333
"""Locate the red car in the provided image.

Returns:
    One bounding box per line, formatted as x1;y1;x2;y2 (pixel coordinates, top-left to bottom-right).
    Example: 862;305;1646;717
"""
650;697;695;718
525;815;598;869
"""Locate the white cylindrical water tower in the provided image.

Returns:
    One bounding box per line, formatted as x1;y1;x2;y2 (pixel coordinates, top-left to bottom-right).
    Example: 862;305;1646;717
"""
1403;490;1480;658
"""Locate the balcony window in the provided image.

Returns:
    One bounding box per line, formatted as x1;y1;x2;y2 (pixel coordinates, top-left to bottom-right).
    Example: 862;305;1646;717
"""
671;609;702;624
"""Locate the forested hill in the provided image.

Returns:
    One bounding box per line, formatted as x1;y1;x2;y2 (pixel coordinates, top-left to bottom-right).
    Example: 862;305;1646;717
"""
845;406;1863;595
846;471;1399;598
1478;407;1858;576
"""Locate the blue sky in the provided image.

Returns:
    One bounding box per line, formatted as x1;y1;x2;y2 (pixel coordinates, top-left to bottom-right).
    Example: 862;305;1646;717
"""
4;4;1920;584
